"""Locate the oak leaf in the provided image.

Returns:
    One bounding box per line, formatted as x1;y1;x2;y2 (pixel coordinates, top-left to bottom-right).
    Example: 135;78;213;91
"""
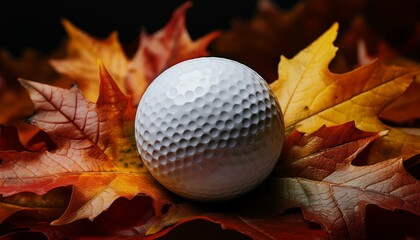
0;62;171;225
244;122;420;239
270;23;420;163
50;1;220;104
264;158;420;239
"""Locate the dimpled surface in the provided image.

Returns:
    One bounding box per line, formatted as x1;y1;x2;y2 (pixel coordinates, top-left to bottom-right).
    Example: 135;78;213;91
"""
135;57;284;201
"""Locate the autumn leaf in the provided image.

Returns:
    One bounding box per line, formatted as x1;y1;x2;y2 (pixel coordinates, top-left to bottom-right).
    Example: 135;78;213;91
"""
274;121;388;180
244;122;419;239
125;1;220;105
50;1;220;104
1;3;419;239
270;22;420;163
49;19;129;102
360;43;420;127
0;62;172;225
143;122;417;240
13;196;158;239
261;158;420;239
147;206;328;240
0;188;69;225
380;77;420;127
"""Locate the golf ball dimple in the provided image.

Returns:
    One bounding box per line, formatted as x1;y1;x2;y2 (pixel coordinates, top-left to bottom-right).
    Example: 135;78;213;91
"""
135;57;285;201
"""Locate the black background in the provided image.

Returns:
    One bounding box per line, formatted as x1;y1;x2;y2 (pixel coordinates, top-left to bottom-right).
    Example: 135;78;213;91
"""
0;0;298;56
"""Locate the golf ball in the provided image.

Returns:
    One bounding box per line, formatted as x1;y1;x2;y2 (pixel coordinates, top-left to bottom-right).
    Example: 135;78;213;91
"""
135;57;284;201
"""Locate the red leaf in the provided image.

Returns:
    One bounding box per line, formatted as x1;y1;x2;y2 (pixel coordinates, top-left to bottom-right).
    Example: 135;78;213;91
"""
0;62;172;225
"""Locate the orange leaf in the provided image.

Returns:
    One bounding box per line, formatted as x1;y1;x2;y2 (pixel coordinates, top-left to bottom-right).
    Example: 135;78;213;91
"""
380;78;420;126
50;1;220;105
0;62;171;225
49;19;129;102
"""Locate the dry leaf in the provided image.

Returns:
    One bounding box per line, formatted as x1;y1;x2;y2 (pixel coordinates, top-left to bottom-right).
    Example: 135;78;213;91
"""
275;121;387;180
270;23;420;163
0;62;171;225
264;157;420;239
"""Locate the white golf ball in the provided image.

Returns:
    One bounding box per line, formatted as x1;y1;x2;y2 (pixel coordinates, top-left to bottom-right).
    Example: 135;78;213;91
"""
135;57;284;201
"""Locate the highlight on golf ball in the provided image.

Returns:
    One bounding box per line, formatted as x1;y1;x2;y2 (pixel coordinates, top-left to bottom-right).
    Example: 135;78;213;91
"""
135;57;285;201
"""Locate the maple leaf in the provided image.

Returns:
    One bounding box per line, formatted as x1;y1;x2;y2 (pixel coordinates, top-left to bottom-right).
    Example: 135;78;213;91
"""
50;1;220;104
0;62;172;225
270;23;420;163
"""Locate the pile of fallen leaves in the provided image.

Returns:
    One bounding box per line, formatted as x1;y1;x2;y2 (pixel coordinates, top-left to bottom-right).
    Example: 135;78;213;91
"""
1;1;419;239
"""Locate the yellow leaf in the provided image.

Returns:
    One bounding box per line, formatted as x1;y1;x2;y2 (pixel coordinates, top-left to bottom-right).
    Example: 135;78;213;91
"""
270;23;420;163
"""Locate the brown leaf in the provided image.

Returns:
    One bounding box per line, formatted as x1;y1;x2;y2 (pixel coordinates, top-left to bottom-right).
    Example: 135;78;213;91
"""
0;62;171;225
0;188;69;224
267;157;420;239
275;121;387;180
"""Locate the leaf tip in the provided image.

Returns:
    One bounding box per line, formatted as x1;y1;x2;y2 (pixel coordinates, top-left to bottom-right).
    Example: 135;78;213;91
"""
17;77;31;89
61;18;74;32
331;22;339;32
97;59;109;79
